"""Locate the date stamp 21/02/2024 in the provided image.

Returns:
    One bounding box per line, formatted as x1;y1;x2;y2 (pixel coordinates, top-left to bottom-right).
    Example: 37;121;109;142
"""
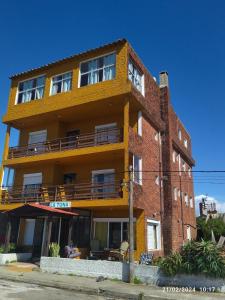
162;286;216;293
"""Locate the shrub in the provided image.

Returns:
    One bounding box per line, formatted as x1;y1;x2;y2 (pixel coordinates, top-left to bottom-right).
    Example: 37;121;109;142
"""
197;217;225;241
0;246;4;254
159;252;182;276
159;240;225;278
49;243;60;257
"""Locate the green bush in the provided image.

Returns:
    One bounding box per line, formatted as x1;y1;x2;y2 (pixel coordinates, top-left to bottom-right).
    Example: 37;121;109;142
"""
159;240;225;278
159;252;182;276
197;217;225;241
49;243;60;257
0;243;16;254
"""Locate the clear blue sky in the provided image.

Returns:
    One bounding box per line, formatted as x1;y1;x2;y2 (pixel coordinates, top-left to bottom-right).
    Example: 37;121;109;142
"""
0;0;225;210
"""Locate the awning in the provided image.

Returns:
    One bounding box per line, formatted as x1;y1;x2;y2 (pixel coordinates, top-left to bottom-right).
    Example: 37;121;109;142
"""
5;203;78;218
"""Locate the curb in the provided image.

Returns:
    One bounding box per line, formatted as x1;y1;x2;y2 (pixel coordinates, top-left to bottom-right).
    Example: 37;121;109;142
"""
0;273;142;300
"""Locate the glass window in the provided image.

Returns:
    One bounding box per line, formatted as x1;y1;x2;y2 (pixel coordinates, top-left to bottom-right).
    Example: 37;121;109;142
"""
17;76;45;104
147;221;161;250
128;60;144;95
184;139;188;148
185;194;189;206
137;111;142;136
51;72;72;95
133;155;142;185
178;129;182;140
189;197;193;208
174;187;177;200
80;53;116;87
94;220;136;250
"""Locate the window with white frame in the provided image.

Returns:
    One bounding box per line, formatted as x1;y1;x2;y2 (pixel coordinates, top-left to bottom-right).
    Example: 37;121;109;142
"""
182;161;186;172
189;197;193;208
80;53;116;87
184;193;189;206
137;111;142;136
93;218;136;250
147;220;161;250
187;225;191;240
51;71;72;95
128;60;144;95
173;187;177;200
154;132;159;141
178;129;182;141
17;76;45;104
184;138;188;148
133;155;142;185
155;176;160;186
172;151;176;163
188;167;192;177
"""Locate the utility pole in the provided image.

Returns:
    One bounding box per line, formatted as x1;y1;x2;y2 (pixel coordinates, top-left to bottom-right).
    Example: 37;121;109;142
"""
128;165;134;283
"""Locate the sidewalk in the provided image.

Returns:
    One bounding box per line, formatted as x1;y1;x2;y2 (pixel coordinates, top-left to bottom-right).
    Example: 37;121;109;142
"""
0;264;224;300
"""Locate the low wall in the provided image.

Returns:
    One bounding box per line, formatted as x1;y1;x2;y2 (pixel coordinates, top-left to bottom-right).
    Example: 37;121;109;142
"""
0;253;32;265
40;257;129;281
40;257;225;291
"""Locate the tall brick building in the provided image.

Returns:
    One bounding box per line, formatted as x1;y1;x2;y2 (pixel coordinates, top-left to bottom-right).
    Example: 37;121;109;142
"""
0;39;196;259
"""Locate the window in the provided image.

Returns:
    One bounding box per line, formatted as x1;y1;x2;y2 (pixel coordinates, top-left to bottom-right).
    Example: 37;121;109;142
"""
95;123;118;144
190;197;193;208
182;161;186;172
28;130;47;145
92;169;115;197
184;139;188;148
51;71;72;95
155;176;160;186
177;189;180;198
172;151;176;163
173;187;177;200
23;173;42;200
178;129;182;141
154;132;159;141
184;193;189;206
94;218;136;250
133;155;142;185
147;220;161;250
188;167;192;177
128;60;144;95
137;111;142;136
17;76;45;104
187;225;191;240
80;53;116;87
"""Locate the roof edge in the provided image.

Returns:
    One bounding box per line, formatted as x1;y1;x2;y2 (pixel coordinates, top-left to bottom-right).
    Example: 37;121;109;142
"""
10;38;127;80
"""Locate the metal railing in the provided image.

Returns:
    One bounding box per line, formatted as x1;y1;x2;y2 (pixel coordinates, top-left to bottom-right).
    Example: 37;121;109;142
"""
0;181;123;204
8;128;123;159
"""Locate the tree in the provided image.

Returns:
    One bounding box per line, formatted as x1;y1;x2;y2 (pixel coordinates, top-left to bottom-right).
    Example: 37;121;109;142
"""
197;216;225;241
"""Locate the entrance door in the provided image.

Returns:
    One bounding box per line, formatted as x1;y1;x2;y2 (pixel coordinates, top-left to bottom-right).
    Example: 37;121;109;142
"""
23;219;35;246
66;130;80;149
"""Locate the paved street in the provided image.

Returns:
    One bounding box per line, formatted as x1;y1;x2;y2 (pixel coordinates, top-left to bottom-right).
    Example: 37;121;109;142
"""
0;279;119;300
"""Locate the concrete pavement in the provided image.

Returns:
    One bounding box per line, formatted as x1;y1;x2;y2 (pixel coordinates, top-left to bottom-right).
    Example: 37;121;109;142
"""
0;264;224;300
0;279;117;300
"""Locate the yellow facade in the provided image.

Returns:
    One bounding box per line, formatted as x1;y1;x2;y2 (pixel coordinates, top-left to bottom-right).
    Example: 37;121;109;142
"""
0;40;146;260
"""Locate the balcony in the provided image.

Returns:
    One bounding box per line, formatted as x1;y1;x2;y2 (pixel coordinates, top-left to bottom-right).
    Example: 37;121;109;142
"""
8;128;123;160
1;181;123;204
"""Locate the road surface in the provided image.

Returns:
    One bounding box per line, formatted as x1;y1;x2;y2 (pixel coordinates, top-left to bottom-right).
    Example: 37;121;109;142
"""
0;279;120;300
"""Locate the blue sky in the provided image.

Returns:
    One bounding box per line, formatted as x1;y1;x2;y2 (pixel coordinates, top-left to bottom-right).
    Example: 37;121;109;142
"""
0;0;225;211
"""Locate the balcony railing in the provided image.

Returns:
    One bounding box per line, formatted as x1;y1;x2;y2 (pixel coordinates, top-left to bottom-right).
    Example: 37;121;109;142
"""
8;128;123;159
0;181;123;204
